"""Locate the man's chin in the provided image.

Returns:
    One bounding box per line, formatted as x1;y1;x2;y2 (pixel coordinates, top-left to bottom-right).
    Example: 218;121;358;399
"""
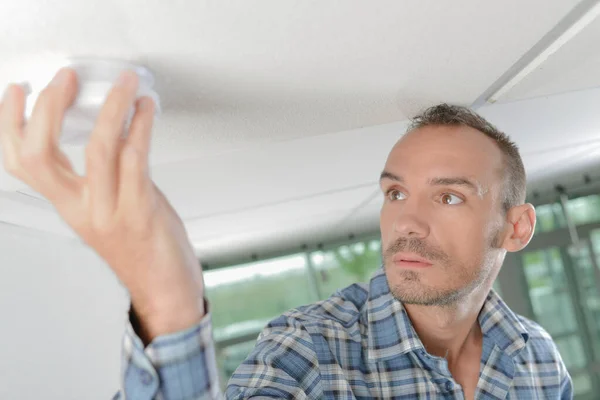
389;281;463;307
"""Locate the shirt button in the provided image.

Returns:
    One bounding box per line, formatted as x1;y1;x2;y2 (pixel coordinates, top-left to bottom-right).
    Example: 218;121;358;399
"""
139;370;153;386
445;380;454;391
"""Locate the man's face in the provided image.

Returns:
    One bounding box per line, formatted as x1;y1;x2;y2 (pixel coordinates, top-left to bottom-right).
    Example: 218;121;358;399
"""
379;125;507;306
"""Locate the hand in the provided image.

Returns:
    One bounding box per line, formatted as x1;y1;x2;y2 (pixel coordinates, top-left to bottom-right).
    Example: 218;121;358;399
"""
0;68;205;343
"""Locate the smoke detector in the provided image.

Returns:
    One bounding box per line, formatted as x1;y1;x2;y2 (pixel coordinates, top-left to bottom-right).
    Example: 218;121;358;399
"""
24;58;161;145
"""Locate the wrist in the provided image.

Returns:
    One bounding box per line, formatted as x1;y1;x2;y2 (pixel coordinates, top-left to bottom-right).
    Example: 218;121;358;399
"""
130;284;206;345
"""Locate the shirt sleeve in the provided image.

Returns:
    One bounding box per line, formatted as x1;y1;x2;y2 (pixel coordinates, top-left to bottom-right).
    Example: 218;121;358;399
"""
552;339;573;400
113;308;322;399
113;304;224;400
557;356;573;400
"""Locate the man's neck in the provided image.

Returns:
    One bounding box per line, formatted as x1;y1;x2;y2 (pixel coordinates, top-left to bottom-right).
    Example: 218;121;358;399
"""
403;289;489;364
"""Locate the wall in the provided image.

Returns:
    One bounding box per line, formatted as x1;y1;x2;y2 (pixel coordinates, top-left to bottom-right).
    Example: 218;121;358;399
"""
0;223;128;400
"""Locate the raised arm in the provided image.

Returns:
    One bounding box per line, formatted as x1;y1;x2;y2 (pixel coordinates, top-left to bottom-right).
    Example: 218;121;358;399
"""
0;68;212;398
0;67;325;400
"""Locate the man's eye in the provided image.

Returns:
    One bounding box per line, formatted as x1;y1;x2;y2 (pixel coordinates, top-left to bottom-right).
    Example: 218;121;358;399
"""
387;189;407;201
440;193;463;205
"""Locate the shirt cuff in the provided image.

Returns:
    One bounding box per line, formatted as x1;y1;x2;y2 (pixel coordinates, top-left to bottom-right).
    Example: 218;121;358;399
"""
121;301;223;400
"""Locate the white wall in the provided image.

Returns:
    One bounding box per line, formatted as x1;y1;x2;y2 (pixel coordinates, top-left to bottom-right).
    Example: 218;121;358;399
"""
0;223;129;400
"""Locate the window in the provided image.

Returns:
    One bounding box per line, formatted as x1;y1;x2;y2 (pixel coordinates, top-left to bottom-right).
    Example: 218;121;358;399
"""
567;195;600;226
204;254;318;386
205;237;382;387
520;247;597;396
533;194;600;235
522;248;580;336
310;239;382;299
492;280;503;297
204;254;316;342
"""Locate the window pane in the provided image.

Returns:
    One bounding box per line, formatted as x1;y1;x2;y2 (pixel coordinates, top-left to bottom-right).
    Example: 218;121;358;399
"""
591;229;600;278
492;280;503;298
521;246;600;392
566;194;600;226
571;371;594;397
311;239;382;299
534;195;600;235
554;335;587;370
568;239;600;363
522;248;579;336
206;254;318;386
218;339;258;382
534;204;561;234
204;254;316;342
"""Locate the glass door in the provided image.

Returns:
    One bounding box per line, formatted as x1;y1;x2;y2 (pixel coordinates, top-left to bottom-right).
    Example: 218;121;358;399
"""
518;225;600;399
567;235;600;363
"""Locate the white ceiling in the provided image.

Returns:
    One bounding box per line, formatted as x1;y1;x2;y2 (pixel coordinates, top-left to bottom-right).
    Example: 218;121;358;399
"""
496;1;600;103
1;0;600;266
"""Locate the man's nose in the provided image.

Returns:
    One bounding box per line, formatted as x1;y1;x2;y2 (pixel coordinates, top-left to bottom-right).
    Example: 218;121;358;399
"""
393;202;430;239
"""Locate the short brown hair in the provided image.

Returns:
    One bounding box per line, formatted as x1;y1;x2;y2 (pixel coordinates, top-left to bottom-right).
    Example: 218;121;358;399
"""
407;103;526;212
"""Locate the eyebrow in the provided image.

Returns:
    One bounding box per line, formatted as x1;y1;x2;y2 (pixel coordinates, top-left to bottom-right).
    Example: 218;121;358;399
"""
379;170;486;197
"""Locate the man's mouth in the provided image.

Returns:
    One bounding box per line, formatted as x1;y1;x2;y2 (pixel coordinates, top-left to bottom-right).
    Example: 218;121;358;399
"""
392;252;433;268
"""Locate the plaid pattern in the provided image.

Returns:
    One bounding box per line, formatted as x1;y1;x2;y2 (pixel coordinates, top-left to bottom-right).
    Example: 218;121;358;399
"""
116;267;573;399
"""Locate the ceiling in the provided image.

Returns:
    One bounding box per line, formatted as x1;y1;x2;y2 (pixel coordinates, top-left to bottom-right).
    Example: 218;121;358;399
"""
1;0;600;267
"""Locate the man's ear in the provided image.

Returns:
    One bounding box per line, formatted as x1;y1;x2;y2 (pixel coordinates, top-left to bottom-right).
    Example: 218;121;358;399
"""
500;203;536;252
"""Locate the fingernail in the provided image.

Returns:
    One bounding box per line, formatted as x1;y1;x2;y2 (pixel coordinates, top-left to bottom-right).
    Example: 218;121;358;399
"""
116;70;137;87
2;85;11;102
50;68;69;86
138;97;153;111
2;83;32;102
18;82;32;96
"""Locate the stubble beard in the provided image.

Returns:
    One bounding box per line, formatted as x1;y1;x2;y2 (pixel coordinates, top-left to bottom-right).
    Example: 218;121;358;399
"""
383;230;501;307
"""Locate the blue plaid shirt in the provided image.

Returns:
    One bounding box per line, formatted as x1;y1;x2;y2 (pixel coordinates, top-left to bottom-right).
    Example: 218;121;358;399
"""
116;267;573;399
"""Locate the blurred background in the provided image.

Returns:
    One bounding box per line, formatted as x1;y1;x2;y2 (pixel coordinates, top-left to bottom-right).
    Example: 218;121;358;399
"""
1;0;600;399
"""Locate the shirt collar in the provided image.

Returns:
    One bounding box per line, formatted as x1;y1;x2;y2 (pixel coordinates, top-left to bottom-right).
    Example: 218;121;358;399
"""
365;267;424;362
478;287;530;356
365;267;530;363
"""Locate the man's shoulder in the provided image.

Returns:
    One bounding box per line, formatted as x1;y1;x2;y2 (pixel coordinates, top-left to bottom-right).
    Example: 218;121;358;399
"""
228;283;373;397
517;314;555;343
294;282;369;321
262;282;370;339
508;313;572;397
515;314;562;360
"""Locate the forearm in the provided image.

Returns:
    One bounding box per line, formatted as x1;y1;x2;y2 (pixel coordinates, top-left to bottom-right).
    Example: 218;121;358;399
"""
130;285;206;346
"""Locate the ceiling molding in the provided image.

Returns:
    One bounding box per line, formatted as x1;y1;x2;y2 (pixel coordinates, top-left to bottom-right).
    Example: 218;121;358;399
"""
471;0;600;108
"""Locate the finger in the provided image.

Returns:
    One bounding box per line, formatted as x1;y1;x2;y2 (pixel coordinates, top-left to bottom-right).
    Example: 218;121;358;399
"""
126;97;154;163
24;68;77;150
118;97;155;212
19;69;80;198
86;70;139;223
0;84;26;178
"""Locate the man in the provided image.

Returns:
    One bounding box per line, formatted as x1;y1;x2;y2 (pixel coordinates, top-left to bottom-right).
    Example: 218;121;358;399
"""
0;69;572;399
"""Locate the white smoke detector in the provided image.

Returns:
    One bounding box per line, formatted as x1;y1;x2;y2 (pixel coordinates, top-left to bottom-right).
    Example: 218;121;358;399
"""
24;58;161;145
